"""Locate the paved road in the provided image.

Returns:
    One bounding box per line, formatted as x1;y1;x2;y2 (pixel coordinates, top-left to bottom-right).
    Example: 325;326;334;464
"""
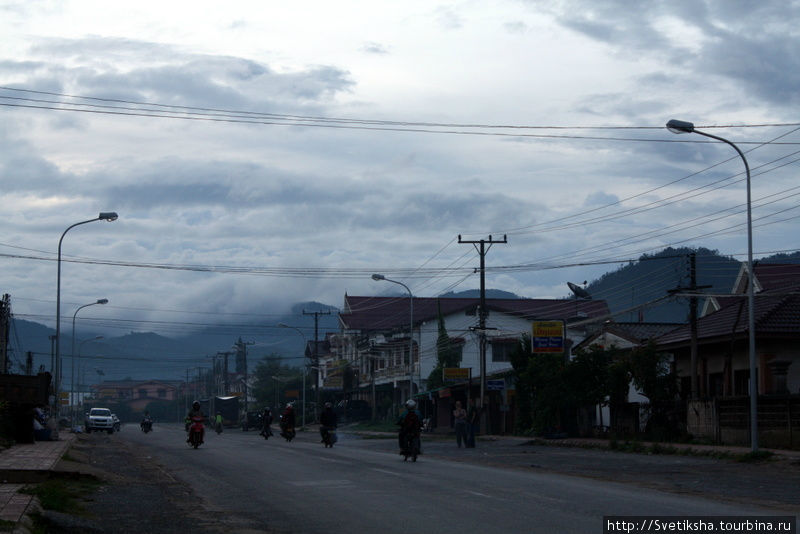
120;424;791;534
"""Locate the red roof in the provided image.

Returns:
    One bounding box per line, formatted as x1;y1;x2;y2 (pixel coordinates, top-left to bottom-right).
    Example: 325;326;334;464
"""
339;295;610;331
657;292;800;346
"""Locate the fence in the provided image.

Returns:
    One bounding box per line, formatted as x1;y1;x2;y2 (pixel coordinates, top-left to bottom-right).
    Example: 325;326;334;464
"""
688;395;800;449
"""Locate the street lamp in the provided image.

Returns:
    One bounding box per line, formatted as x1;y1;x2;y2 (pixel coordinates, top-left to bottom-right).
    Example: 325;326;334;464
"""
71;299;108;424
55;212;118;415
372;274;416;400
278;323;308;429
666;119;757;451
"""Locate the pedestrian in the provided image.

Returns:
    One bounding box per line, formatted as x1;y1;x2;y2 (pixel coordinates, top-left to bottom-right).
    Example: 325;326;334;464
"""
466;398;479;448
453;400;467;448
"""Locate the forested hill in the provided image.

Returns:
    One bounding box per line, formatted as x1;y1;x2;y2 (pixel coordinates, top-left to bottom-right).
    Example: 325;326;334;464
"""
585;247;800;323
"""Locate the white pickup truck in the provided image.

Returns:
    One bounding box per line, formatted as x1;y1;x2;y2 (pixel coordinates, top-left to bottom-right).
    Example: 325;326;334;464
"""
85;407;116;434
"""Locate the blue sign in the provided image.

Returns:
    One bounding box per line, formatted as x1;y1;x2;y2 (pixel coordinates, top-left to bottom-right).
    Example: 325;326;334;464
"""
487;379;505;391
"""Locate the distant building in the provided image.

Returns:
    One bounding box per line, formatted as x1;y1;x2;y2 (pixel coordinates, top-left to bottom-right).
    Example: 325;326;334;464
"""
93;379;182;413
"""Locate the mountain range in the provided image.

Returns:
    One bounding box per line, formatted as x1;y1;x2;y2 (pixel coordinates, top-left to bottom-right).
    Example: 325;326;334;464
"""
7;247;799;383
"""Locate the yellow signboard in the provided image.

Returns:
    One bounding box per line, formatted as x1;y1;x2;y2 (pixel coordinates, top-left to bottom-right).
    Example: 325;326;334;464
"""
59;391;69;399
532;320;565;354
442;367;471;383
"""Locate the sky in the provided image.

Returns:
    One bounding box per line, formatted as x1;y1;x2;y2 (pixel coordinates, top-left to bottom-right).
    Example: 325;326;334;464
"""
2;0;799;345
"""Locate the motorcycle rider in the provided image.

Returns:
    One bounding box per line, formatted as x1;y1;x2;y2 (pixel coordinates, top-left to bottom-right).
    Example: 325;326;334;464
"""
319;402;338;445
397;399;422;453
186;401;205;444
215;411;223;433
260;407;273;437
280;403;296;438
140;411;152;432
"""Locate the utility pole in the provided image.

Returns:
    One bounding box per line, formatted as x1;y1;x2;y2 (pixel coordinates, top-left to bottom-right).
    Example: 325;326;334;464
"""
217;351;234;396
0;294;10;374
668;252;711;400
234;338;254;413
303;309;331;421
458;234;507;433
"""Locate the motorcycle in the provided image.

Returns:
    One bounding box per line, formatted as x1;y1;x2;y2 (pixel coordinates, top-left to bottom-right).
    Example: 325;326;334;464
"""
279;418;295;442
140;418;153;433
400;433;420;462
215;421;223;434
187;415;205;449
260;425;273;440
320;426;337;448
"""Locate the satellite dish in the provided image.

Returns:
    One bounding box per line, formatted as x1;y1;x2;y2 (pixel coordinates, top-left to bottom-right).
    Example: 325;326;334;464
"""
567;281;592;299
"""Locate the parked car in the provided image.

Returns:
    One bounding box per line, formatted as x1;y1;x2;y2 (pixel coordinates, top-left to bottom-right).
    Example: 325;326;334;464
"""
85;408;115;434
334;400;371;422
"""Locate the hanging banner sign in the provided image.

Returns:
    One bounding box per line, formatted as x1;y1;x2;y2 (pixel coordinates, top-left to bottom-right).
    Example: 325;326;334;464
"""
442;367;471;383
532;320;565;354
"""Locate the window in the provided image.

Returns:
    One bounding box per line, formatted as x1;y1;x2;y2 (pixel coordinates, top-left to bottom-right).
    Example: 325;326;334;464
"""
734;369;756;396
138;388;148;398
490;340;517;363
157;389;167;398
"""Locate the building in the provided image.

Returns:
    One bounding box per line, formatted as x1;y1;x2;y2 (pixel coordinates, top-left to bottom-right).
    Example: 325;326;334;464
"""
92;379;182;419
656;263;800;398
336;294;610;430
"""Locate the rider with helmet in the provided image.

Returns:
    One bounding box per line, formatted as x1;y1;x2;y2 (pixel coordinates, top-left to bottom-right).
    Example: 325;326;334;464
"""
397;399;422;452
186;401;205;444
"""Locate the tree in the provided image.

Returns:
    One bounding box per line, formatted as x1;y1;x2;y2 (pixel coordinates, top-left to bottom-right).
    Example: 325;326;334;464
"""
628;342;681;439
251;355;301;409
510;336;572;435
426;301;463;391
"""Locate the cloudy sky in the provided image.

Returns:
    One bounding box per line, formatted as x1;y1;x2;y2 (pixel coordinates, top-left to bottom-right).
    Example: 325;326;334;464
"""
2;0;799;341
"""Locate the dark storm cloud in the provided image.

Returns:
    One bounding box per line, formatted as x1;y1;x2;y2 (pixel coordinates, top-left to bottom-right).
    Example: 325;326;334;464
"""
546;1;800;108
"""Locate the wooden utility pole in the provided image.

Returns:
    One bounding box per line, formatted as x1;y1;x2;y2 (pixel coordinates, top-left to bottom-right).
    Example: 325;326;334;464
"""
668;252;711;399
458;234;507;433
303;309;331;421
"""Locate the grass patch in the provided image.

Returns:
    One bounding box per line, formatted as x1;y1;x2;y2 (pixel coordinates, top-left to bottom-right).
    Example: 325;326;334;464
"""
20;476;100;516
0;518;15;532
735;450;774;463
61;452;83;463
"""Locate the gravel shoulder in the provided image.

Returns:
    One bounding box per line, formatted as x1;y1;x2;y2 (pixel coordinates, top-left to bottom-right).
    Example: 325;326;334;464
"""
33;432;233;534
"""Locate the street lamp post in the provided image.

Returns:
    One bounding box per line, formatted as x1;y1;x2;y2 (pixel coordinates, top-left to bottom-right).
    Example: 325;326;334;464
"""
71;299;108;425
55;212;118;415
278;323;308;428
372;274;416;400
666;119;757;452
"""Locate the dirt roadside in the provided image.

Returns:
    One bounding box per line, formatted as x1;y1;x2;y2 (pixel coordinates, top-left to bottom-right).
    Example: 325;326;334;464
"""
28;433;233;534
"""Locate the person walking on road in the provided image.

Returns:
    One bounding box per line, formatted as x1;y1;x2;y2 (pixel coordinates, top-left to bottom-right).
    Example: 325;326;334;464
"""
466;399;479;448
453;400;468;448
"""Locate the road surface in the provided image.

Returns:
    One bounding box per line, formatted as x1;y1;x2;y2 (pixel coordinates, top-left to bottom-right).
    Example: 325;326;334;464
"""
119;424;793;534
